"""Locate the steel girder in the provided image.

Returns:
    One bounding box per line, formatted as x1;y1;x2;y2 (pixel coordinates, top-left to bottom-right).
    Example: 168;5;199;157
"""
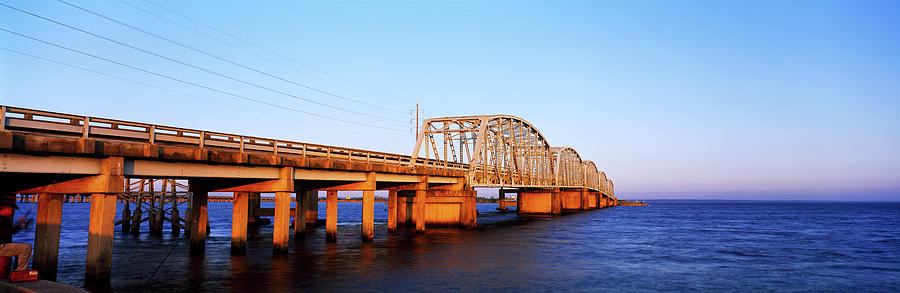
412;115;612;192
412;115;553;188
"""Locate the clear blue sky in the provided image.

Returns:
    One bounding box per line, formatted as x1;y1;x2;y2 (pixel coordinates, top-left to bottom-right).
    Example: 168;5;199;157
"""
1;0;898;200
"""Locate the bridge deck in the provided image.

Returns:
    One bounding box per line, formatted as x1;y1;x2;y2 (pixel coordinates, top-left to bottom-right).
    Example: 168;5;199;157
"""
0;105;466;186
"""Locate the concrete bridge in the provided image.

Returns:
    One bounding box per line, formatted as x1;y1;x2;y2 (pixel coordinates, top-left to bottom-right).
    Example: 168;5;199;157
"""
0;105;617;281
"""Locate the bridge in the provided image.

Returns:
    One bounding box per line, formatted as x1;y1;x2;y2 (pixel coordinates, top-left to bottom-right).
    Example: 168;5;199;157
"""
0;105;616;281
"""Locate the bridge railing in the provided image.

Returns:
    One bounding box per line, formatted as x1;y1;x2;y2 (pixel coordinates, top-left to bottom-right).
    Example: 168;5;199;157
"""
0;106;468;171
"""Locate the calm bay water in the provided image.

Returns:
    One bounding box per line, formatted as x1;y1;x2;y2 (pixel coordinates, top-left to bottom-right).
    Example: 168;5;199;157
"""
11;200;900;292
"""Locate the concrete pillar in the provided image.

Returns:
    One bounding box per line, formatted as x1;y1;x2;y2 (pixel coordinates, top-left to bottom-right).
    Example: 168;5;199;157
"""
34;193;63;281
516;190;523;211
273;191;291;254
304;191;318;226
581;189;589;210
415;175;427;233
326;190;337;242
387;190;397;232
190;190;209;255
551;189;562;215
460;194;477;228
362;189;374;241
398;190;414;227
85;193;117;281
231;192;248;254
497;189;508;210
294;191;310;239
415;189;426;233
248;192;260;224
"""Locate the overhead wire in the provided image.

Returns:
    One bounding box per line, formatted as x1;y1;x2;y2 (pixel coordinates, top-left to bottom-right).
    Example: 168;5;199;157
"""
55;0;407;123
0;27;406;132
61;0;407;117
115;0;408;115
142;0;416;108
0;46;373;136
1;1;406;124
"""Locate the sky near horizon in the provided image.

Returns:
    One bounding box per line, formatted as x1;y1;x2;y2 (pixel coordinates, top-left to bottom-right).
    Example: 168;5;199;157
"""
1;0;898;200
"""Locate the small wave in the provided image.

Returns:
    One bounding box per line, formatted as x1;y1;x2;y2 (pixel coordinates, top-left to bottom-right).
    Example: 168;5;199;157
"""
717;249;766;258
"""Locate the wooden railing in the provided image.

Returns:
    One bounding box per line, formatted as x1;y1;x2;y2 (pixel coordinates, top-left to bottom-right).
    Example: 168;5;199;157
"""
0;105;467;170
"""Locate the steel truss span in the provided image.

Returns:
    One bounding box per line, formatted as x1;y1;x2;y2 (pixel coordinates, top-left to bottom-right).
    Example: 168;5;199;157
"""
412;115;614;196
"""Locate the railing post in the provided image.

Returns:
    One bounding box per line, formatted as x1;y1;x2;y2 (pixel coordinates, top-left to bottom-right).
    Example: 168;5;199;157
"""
0;106;6;131
82;117;90;139
302;144;307;157
239;136;245;152
149;125;156;143
273;140;279;156
199;131;205;148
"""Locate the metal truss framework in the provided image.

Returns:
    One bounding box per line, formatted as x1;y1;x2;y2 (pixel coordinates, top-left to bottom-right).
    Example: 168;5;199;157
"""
412;115;614;195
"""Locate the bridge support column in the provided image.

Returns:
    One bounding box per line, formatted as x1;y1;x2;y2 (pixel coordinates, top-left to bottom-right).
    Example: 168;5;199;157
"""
397;190;414;227
387;190;397;232
231;192;248;254
304;191;318;226
362;189;374;241
248;192;260;225
551;189;562;215
189;190;209;255
581;189;589;210
294;190;312;240
273;191;291;254
415;175;427;233
270;167;296;254
85;193;118;281
361;172;376;242
497;189;508;211
460;193;477;228
326;190;337;242
34;193;62;281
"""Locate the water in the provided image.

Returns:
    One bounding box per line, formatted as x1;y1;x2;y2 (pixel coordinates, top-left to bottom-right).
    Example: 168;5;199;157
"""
11;200;900;292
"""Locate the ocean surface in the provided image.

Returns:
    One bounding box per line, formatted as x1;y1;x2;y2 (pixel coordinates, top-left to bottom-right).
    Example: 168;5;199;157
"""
10;200;900;292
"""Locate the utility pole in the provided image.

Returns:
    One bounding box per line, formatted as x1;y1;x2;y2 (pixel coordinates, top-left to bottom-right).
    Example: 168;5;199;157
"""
415;103;419;142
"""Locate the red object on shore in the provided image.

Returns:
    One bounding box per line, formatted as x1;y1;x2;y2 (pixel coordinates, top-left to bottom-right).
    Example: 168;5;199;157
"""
0;256;11;279
9;270;38;282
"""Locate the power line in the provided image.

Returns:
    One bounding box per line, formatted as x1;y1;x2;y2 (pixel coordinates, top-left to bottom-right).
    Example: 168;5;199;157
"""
0;27;406;132
61;0;407;117
143;0;416;107
1;2;405;124
0;46;374;136
53;0;407;123
116;0;409;115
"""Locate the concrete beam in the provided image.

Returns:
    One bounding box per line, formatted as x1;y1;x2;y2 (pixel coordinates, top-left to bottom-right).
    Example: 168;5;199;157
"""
125;160;280;179
0;153;100;174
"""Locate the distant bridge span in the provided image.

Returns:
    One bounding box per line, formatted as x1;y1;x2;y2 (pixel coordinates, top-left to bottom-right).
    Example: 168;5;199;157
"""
0;106;617;281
